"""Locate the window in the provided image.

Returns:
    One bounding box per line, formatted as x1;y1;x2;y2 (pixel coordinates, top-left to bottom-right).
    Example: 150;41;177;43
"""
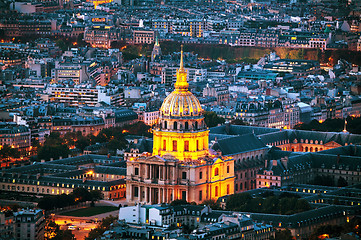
182;172;187;179
164;121;167;129
173;140;177;151
196;140;199;150
199;171;203;179
163;140;166;150
227;184;230;195
182;191;186;201
214;168;219;176
135;168;139;175
227;165;230;173
195;121;198;129
184;141;189;151
235;184;238;191
134;187;139;197
215;186;218;197
173;122;177;130
185;122;188;130
199;190;202;201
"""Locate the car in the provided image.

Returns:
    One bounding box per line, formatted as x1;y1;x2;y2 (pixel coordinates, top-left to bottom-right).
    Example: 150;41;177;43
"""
68;225;76;230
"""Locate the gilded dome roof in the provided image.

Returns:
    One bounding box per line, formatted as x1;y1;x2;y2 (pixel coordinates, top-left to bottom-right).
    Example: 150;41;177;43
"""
160;90;203;117
159;46;203;118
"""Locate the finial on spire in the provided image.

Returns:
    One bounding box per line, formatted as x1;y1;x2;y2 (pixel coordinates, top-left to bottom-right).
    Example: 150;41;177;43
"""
179;45;185;72
174;45;188;91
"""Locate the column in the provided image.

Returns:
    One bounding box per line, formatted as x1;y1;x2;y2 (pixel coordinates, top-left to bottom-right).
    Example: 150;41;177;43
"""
149;164;153;179
145;187;148;203
158;188;161;204
129;184;132;201
163;166;166;181
144;164;147;179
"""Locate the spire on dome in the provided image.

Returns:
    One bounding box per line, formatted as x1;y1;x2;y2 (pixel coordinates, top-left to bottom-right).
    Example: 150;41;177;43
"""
174;45;188;91
155;34;159;46
179;45;185;72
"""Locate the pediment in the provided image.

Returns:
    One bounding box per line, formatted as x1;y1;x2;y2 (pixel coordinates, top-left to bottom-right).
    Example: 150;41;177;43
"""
323;141;342;147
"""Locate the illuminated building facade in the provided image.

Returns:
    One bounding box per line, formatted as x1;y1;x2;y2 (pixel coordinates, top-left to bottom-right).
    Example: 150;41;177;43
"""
126;47;234;204
0;122;31;150
84;26;119;49
0;155;126;200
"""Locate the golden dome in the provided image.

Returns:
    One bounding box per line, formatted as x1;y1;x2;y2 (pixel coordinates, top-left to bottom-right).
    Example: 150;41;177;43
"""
159;46;203;118
160;91;203;117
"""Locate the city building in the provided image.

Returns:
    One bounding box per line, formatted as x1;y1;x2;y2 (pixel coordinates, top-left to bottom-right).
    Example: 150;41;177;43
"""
0;122;31;150
44;85;124;107
133;29;155;44
0;155;127;200
126;47;235;204
13;209;45;240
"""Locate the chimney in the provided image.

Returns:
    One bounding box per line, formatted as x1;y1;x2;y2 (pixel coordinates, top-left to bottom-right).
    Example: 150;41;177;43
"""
59;156;62;159
41;159;45;163
134;139;138;144
68;154;72;158
281;156;288;169
36;173;41;179
225;122;230;134
50;158;53;161
272;160;278;166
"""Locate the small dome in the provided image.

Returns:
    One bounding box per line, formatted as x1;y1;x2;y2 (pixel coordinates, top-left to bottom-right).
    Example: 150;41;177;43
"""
160;90;203;117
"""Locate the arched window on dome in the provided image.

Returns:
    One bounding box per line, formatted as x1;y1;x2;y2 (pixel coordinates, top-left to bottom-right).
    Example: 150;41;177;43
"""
184;141;189;151
173;140;177;151
185;122;188;130
173;122;177;130
163;140;166;150
214;167;219;176
164;121;167;129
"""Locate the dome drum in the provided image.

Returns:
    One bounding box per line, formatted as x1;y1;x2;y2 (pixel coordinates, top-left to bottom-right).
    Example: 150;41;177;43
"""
154;118;207;132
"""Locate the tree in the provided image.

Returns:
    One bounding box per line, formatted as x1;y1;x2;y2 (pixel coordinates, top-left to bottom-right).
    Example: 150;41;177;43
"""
37;132;70;161
230;119;247;125
200;199;220;210
309;225;343;240
90;190;104;202
85;215;117;240
38;196;56;211
72;187;92;202
337;176;348;187
226;193;252;211
55;39;67;52
45;220;75;240
204;111;225;128
273;229;293;240
170;199;189;206
52;230;74;240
